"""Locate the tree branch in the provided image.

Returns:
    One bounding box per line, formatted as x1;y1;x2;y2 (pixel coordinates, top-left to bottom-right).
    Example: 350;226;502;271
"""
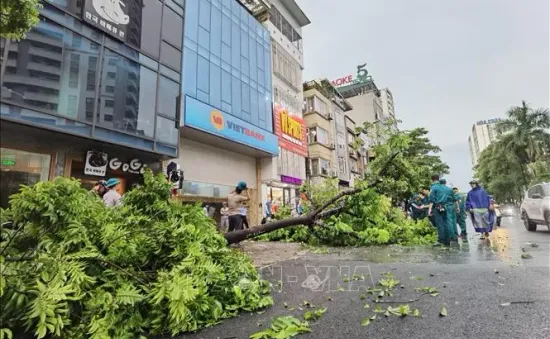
223;152;400;245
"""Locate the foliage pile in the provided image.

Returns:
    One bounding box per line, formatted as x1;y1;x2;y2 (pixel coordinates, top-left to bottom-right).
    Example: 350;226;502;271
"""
257;179;436;246
0;172;272;338
475;101;550;201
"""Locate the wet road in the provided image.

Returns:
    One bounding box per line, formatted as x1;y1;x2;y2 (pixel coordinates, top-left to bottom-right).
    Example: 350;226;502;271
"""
179;217;550;339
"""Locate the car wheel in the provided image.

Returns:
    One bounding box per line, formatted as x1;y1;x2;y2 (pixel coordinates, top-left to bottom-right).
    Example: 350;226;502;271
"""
545;211;550;230
522;212;537;232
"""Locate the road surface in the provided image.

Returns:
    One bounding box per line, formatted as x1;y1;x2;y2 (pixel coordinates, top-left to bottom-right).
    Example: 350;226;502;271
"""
178;216;550;339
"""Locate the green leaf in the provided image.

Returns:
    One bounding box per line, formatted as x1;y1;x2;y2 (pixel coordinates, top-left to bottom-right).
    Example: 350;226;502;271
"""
361;318;371;326
440;305;448;317
363;303;370;309
413;309;421;317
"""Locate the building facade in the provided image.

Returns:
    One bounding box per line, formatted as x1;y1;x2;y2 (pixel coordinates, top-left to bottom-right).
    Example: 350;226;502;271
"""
302;79;353;187
257;0;310;209
171;0;277;224
468;118;502;167
0;0;183;208
380;88;395;119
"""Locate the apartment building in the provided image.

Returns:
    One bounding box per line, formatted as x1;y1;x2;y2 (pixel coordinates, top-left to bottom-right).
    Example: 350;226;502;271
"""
468;118;502;167
302;79;354;187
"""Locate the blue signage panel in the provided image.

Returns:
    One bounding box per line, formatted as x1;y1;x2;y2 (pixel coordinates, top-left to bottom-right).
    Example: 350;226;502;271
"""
184;96;279;155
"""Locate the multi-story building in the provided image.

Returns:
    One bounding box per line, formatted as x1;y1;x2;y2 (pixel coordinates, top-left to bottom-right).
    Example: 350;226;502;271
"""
468;118;502;167
170;0;278;224
380;88;395;119
259;0;310;209
0;0;183;208
302;79;354;187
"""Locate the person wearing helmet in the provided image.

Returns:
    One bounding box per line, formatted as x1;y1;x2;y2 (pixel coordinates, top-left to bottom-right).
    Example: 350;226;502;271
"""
227;181;250;232
103;178;122;207
91;180;107;198
466;179;494;239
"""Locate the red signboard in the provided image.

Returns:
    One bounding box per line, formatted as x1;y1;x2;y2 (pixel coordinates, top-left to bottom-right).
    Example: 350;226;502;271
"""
273;103;308;157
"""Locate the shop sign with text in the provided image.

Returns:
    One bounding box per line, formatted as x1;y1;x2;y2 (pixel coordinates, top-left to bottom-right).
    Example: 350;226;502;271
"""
83;0;133;41
184;96;279;155
273;103;308;157
331;63;372;88
109;157;146;174
280;175;302;185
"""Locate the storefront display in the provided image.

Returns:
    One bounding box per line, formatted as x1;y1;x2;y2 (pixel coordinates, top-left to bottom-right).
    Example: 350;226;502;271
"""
1;148;52;208
70;150;146;193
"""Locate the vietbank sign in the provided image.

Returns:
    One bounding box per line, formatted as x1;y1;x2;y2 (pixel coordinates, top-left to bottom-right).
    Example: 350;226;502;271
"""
183;96;278;155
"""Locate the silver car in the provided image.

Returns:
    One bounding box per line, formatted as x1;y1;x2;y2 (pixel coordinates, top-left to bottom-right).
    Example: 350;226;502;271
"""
520;183;550;231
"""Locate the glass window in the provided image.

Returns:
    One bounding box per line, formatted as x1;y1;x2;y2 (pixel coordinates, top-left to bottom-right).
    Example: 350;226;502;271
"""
157;76;179;119
162;7;183;49
308;127;329;145
44;0;82;18
160;41;182;71
1;19;100;122
1;148;51;209
98;49;157;138
310;158;330;176
156;116;178;145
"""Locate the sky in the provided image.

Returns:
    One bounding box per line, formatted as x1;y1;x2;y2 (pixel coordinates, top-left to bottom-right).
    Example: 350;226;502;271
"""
296;0;549;191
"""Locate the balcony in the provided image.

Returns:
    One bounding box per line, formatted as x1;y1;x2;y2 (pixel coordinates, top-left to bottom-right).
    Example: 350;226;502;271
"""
236;0;270;22
348;148;358;159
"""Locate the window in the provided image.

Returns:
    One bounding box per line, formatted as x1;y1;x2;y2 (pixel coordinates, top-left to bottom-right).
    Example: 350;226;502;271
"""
67;95;78;117
157;76;179;119
1;19;99;122
156;116;178;145
269;5;302;52
103;114;113;122
162;7;183;49
0;148;51;209
104;100;114;108
308;126;329;145
107;72;116;79
160;41;182;71
310;158;330;176
98;49;158;138
125;0;162;58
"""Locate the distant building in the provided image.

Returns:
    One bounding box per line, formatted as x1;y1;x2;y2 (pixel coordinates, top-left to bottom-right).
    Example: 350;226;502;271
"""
468;118;502;167
380;88;396;119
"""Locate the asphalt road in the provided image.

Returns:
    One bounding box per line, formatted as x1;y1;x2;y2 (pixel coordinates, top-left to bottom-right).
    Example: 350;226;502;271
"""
179;217;550;339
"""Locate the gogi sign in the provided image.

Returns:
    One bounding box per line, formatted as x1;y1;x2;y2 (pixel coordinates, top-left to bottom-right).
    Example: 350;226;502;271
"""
109;158;146;174
83;0;129;41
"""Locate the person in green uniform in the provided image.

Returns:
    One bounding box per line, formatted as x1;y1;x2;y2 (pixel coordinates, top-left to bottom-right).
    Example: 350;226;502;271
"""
421;187;434;226
439;178;458;241
409;193;426;220
453;187;468;239
428;175;452;246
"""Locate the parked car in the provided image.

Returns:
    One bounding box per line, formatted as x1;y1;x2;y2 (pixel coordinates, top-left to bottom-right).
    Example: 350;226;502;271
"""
520;183;550;231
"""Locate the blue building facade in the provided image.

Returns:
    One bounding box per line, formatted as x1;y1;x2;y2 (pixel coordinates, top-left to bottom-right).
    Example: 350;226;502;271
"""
182;0;277;154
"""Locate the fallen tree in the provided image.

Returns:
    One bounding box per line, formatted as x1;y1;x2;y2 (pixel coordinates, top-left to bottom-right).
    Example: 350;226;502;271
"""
224;152;400;245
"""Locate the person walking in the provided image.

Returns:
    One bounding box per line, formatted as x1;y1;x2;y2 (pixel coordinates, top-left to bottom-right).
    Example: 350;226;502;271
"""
220;202;229;232
103;178;122;207
227;181;250;232
427;174;453;246
466;180;494;239
453;187;468;239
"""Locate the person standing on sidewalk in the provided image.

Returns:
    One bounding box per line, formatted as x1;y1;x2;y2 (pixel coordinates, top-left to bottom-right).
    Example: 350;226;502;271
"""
227;181;250;232
427;174;452;246
240;205;249;229
453;187;468;239
220;202;229;232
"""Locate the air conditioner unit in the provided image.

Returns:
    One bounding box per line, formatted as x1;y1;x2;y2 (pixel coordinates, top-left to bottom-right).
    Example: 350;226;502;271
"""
327;113;334;120
348;149;356;157
328;143;335;150
331;170;339;178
